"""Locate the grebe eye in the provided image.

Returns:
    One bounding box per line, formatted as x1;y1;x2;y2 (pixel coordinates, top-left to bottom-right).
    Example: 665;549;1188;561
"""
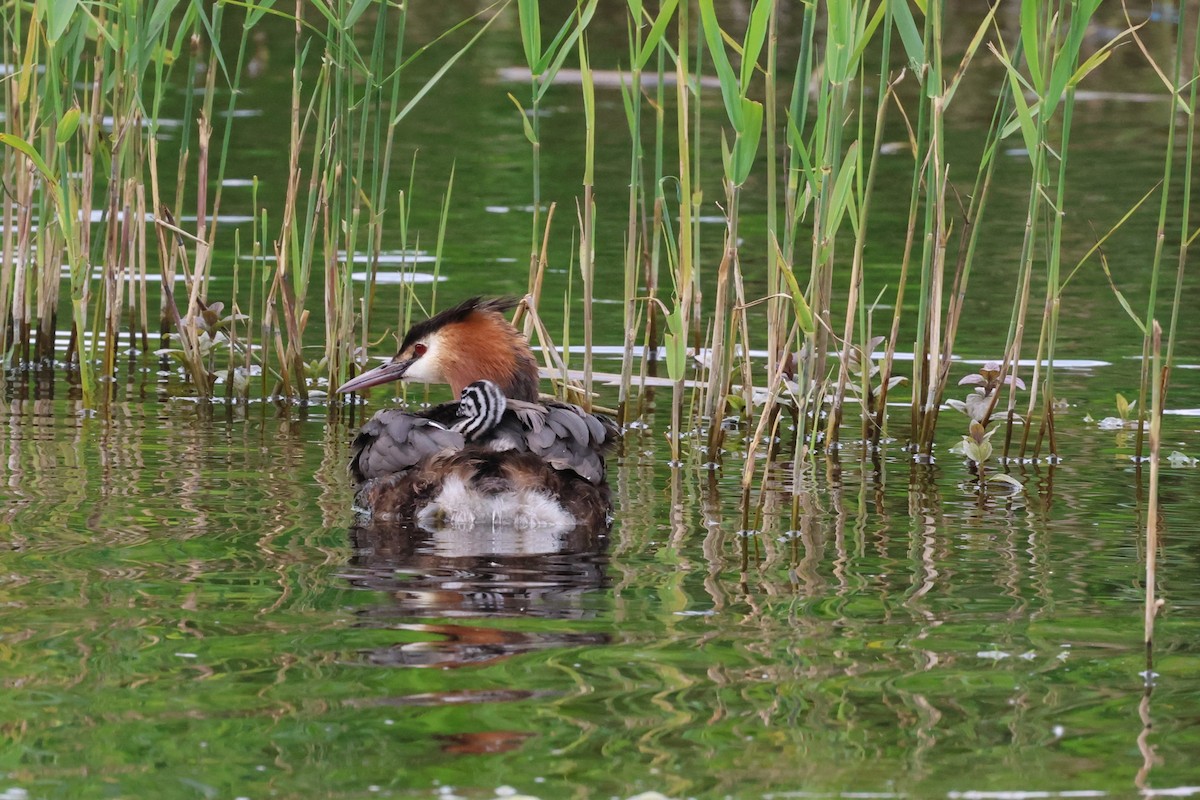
413;342;427;357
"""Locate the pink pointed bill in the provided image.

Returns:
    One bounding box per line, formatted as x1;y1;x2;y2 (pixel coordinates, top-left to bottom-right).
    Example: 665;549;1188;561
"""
337;358;413;393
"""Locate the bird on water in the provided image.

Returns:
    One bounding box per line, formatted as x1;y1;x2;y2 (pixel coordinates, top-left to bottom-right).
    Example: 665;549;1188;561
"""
337;297;618;531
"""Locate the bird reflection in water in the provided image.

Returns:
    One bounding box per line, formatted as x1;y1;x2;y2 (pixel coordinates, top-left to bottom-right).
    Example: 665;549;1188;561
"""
342;517;611;669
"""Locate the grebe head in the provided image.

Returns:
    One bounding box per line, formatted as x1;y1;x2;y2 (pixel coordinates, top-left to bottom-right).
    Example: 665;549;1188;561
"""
452;380;508;442
337;297;540;401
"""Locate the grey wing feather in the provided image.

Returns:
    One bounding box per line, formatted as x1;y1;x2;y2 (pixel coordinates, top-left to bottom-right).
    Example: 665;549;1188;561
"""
351;409;464;483
583;413;608;442
510;402;545;431
505;399;617;484
546;405;590;444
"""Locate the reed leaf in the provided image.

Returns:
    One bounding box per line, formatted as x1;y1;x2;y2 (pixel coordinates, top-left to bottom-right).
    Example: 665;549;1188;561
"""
392;8;505;127
634;0;678;71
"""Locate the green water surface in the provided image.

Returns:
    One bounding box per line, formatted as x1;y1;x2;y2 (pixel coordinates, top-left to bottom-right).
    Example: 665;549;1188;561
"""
2;4;1199;799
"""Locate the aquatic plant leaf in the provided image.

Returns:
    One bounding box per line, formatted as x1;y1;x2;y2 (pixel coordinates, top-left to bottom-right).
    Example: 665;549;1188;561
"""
393;12;504;126
739;0;772;94
944;2;999;107
42;0;81;44
619;72;637;132
820;141;859;246
730;99;764;185
56;108;81;144
720;131;733;183
532;12;573;76
534;0;599;101
506;94;538;145
578;37;595;186
969;420;988;445
1116;393;1133;420
1099;254;1147;334
890;0;924;71
988;40;1039;157
344;0;374;28
1167;451;1199;468
785;114;818;189
1044;0;1102;119
824;1;854;83
517;0;542;69
237;0;273;29
853;3;885;66
663;305;686;382
963;392;992;422
634;0;679;72
0;133;55;183
988;473;1023;490
1018;0;1043;90
776;246;814;336
697;0;742;129
190;1;234;87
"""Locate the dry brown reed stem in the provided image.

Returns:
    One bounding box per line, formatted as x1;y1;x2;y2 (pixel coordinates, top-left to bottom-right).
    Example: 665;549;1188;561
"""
9;164;31;363
1144;321;1163;648
740;320;799;531
147;137;182;348
915;152;951;453
135;184;150;352
514;203;557;339
517;295;589;406
0;180;13;356
153;212;210;391
703;180;738;454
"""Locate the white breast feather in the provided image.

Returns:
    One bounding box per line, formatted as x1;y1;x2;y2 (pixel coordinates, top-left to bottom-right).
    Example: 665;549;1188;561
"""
416;474;575;531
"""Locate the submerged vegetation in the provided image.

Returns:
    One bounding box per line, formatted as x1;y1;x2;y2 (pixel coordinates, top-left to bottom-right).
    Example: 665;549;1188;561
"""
0;1;1193;485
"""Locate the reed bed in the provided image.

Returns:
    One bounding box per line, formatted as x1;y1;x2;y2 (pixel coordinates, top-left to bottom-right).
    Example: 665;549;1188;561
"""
0;0;1194;478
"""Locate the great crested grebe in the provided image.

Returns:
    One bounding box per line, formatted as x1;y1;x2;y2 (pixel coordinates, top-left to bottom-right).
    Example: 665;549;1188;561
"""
337;298;618;530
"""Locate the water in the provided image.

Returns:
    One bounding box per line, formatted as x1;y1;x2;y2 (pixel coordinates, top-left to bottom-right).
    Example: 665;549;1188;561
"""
3;4;1200;799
